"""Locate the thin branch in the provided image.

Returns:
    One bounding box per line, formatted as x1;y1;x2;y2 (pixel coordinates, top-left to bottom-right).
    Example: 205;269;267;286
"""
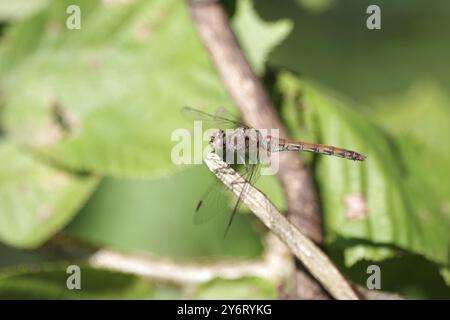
203;153;358;300
88;235;293;285
42;233;402;299
355;286;404;300
44;233;294;286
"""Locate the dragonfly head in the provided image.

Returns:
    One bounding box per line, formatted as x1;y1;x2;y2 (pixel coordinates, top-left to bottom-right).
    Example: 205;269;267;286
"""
209;129;226;153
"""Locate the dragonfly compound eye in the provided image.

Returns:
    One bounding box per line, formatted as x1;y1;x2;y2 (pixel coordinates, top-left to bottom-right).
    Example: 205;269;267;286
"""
209;130;225;150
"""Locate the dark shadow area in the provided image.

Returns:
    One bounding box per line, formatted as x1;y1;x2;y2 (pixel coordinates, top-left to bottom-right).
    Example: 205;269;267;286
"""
0;244;45;268
253;0;450;105
328;237;450;299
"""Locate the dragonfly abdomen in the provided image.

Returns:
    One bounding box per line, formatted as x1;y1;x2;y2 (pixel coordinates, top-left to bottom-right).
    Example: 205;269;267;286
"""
275;138;366;161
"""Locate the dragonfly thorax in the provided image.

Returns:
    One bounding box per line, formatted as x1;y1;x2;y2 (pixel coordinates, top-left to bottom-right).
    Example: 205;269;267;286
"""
208;129;226;152
209;127;263;165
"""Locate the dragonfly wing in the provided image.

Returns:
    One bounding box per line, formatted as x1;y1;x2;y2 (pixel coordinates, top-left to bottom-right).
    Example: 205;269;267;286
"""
214;106;243;124
223;162;260;237
182;106;244;129
193;163;258;226
194;178;231;225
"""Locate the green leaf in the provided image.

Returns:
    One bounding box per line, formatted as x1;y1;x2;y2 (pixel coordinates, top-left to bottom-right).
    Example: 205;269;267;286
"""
0;0;48;21
277;73;450;266
232;0;292;74
371;82;450;209
66;165;264;259
0;140;98;248
343;244;396;267
372;81;450;157
342;253;450;299
253;173;286;211
0;244;47;268
440;267;450;286
0;0;233;177
258;1;450;105
0;264;180;299
295;0;335;13
193;277;276;299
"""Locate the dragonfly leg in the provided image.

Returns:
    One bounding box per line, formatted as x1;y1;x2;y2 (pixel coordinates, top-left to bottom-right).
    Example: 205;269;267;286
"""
213;164;250;196
229;174;247;192
211;161;231;176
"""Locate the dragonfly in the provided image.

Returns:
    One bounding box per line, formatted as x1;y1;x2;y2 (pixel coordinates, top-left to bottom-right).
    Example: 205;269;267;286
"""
182;106;366;236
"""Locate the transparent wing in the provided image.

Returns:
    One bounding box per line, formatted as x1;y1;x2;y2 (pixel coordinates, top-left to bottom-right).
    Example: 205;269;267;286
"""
194;178;232;225
182;106;244;129
223;162;261;237
194;164;257;225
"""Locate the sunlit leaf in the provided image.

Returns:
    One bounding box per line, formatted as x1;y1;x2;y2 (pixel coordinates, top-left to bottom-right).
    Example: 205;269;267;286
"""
0;140;98;248
372;81;450;157
0;0;233;177
232;0;292;74
343;244;396;267
440;268;450;286
0;0;48;21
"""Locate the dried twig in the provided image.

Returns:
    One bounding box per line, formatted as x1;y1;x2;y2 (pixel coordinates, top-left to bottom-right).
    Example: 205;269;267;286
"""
355;286;404;300
43;234;402;299
88;235;293;285
203;153;358;300
43;233;294;285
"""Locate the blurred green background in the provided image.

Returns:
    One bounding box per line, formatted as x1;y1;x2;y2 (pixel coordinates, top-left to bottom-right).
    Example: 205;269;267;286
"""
0;0;449;299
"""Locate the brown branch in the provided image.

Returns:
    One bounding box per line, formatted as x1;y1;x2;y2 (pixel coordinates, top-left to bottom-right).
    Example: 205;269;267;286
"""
188;0;322;244
355;286;404;300
186;1;406;301
204;153;358;300
188;0;326;299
